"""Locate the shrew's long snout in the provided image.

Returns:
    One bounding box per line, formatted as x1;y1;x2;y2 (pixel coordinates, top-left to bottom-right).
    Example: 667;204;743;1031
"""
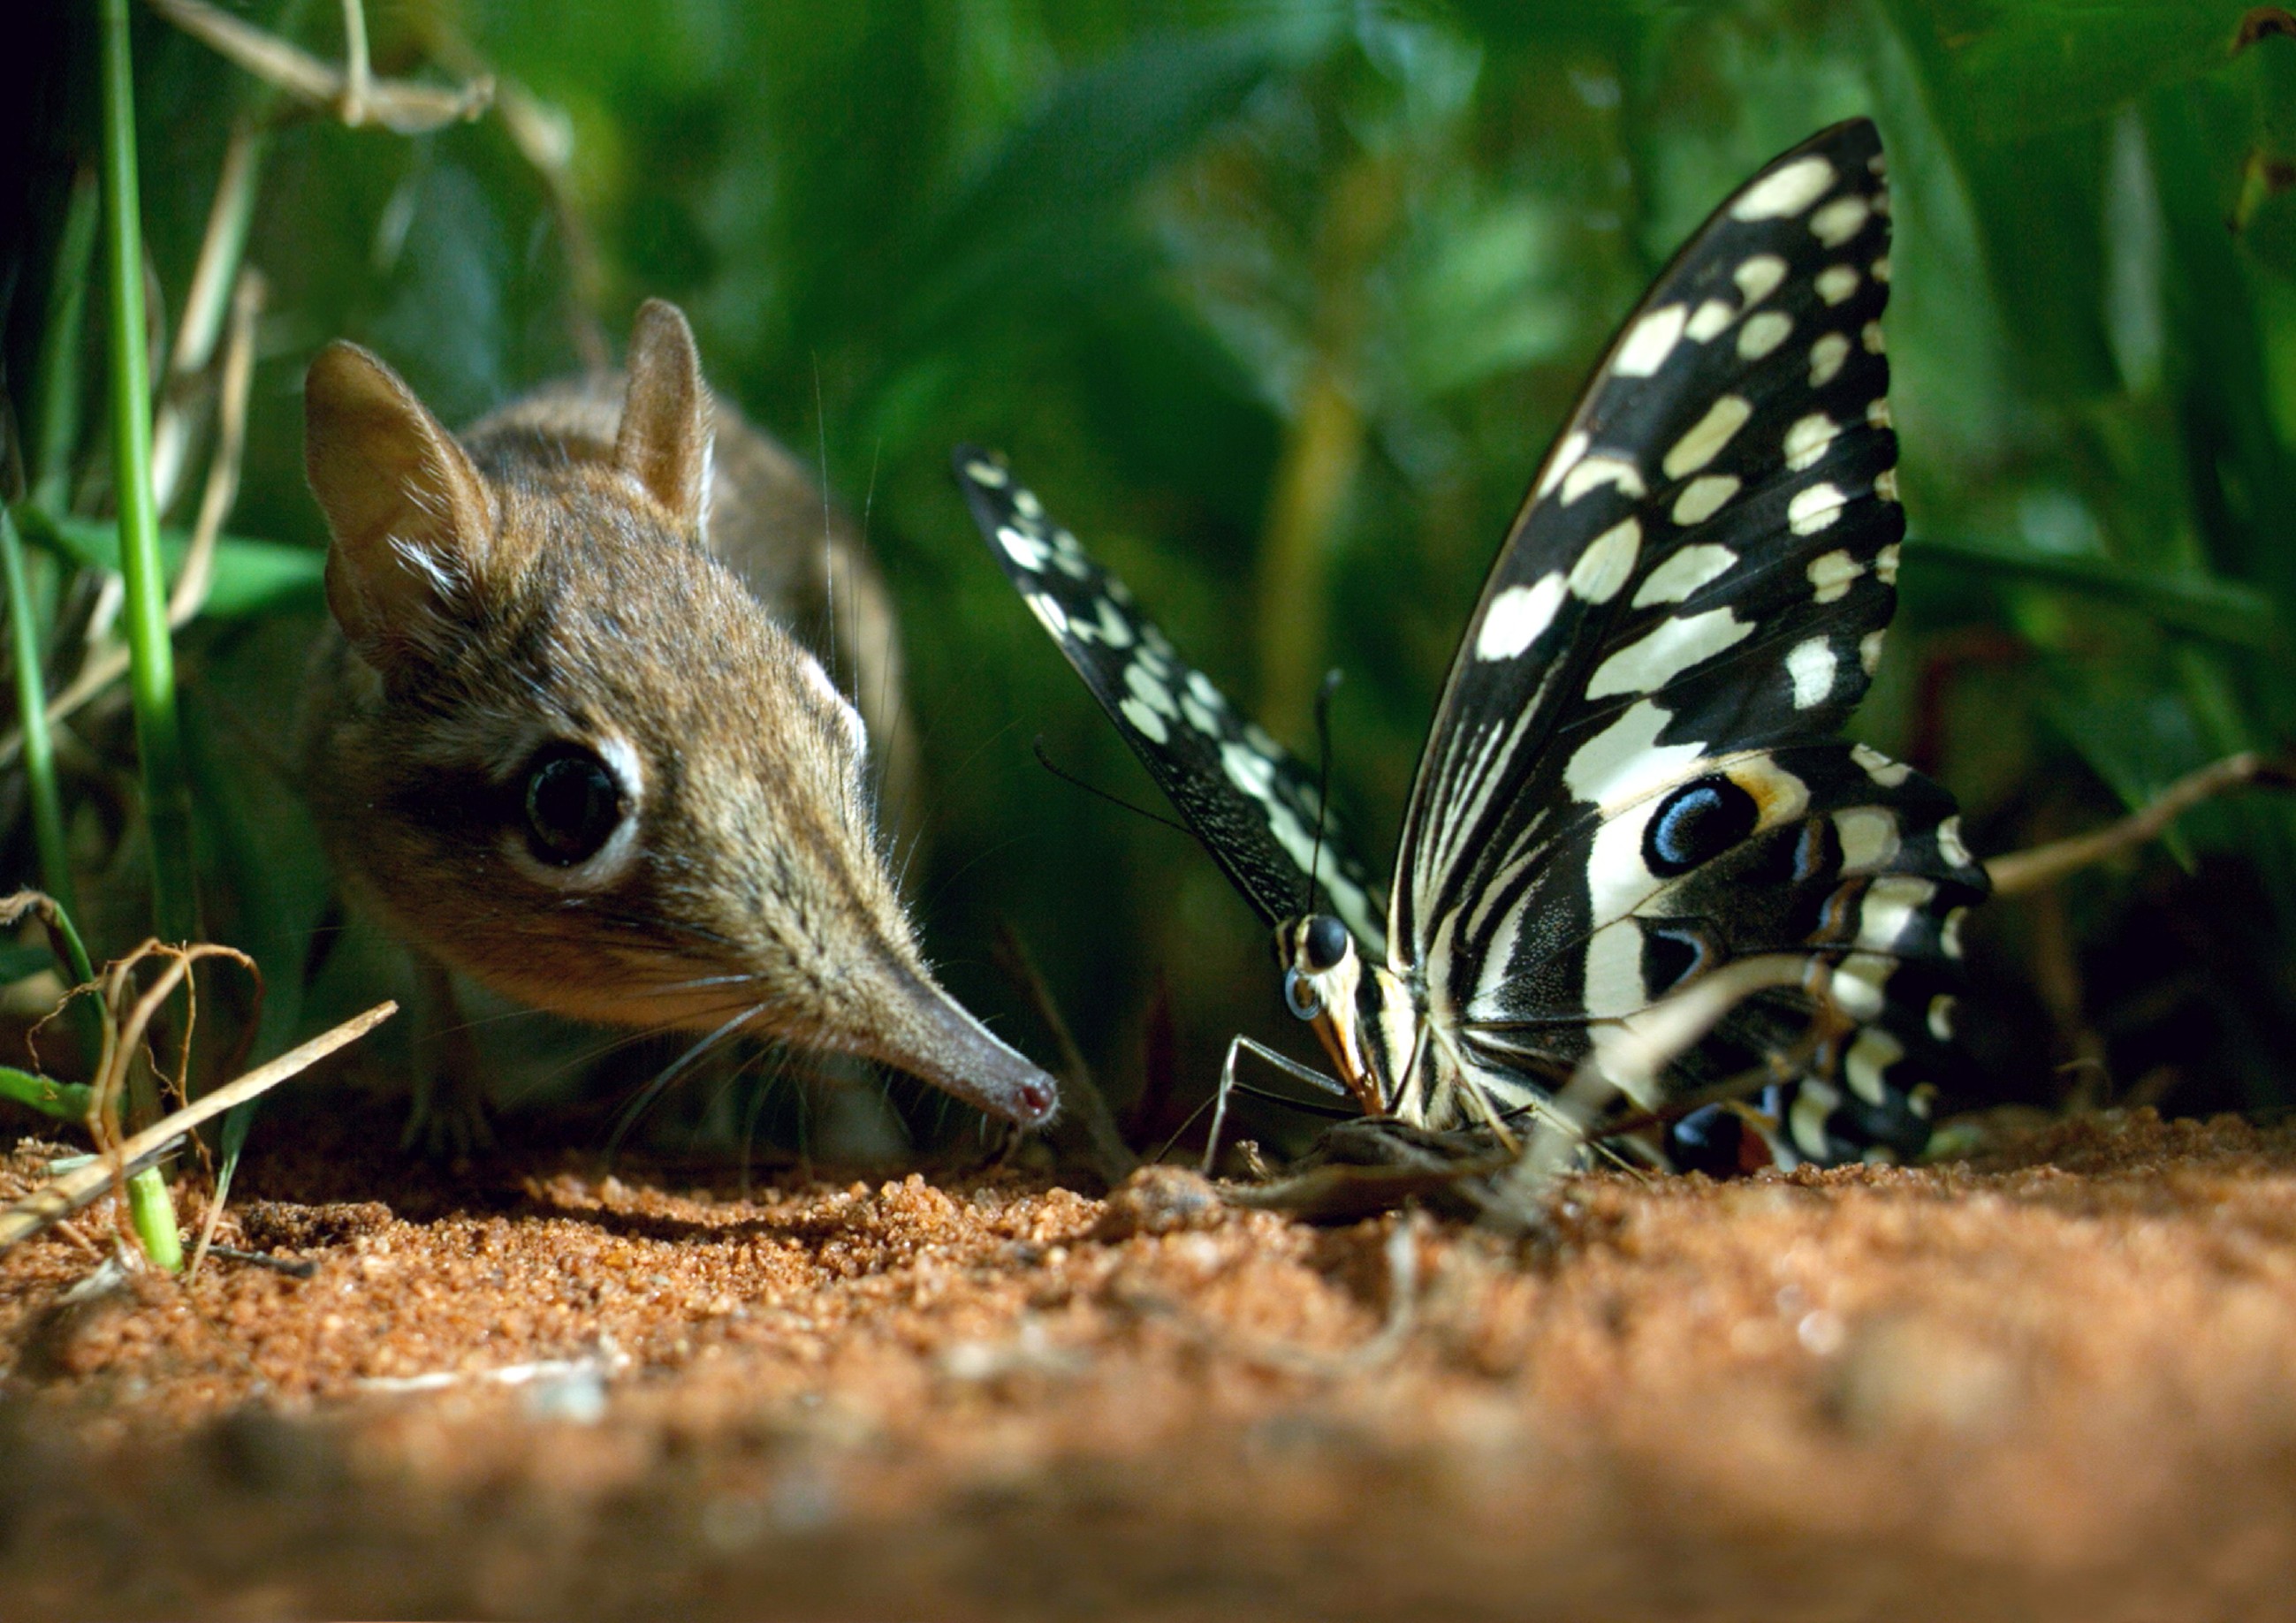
856;964;1061;1128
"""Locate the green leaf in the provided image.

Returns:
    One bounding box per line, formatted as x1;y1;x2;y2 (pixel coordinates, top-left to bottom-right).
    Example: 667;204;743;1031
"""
1910;534;2284;649
1915;2;2271;139
19;510;324;618
0;1066;94;1121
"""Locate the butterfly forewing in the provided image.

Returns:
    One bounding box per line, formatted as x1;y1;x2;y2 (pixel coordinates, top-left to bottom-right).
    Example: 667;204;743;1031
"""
1393;120;1907;982
954;451;1386;947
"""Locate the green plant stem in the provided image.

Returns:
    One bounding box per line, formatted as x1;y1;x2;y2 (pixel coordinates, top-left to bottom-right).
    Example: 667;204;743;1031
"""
2;510;81;926
95;0;189;1271
29;170;100;516
99;0;198;946
0;1066;95;1120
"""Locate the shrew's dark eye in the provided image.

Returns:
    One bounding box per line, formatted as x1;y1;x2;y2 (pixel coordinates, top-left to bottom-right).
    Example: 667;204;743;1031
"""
521;746;625;866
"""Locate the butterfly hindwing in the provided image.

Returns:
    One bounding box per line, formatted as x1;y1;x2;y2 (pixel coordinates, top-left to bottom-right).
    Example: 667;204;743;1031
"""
1392;120;1909;982
954;451;1386;946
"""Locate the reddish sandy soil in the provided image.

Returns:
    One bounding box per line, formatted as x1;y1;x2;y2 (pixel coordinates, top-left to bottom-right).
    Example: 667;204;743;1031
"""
4;1100;2296;1621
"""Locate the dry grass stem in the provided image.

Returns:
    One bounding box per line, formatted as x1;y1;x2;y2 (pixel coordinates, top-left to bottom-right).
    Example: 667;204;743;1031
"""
0;999;397;1254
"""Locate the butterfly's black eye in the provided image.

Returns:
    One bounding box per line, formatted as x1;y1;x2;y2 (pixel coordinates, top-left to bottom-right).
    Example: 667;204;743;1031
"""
1644;777;1760;877
1302;914;1351;973
1282;967;1325;1021
521;746;626;866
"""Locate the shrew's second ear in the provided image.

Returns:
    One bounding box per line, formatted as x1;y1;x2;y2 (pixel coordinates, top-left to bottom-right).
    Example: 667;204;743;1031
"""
304;340;496;679
615;299;713;533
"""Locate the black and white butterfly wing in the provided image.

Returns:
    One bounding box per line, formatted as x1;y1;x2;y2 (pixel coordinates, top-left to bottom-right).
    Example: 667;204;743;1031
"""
1388;119;1987;1148
954;452;1386;948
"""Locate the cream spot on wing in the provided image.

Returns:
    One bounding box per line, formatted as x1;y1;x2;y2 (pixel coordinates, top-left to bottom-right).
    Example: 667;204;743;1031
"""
1816;264;1861;306
1807;549;1861;603
1811;194;1871;246
1616;304;1690;376
1561;454;1647;505
1734;254;1788;307
1830;953;1893;1020
1730;155;1836;221
1788;482;1847;535
1785;636;1837;709
1866;397;1892;428
1475;573;1567;661
1872;254;1892;283
1937;815;1973;869
1809;332;1851;387
1851;743;1911;788
1685;299;1736;342
1632;542;1737;607
1942;906;1969;958
1862;320;1886;353
1670;474;1740;527
1093;599;1135;647
1124;659;1178;719
1836;807;1901;873
1012;488;1044;520
1029;593;1068;635
1000;525;1050;570
1120;696;1168;743
1859;877;1935;949
1928;994;1958;1042
1845;1026;1904;1105
1568;518;1642;603
1662;396;1752;479
1534;430;1591;502
1585;608;1753;700
1219;739;1275;800
1874;467;1900;503
1790;1081;1840;1160
965;459;1008;488
1859;629;1887;674
1875;542;1902;585
1563;699;1705;808
1784;412;1838;472
1737;310;1793;360
1582;921;1650;1020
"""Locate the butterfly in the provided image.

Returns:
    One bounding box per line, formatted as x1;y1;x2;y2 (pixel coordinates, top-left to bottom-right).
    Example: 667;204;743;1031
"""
955;119;1990;1175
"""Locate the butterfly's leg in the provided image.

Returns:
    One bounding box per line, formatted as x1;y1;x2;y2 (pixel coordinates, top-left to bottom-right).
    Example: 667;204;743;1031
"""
1205;1036;1353;1176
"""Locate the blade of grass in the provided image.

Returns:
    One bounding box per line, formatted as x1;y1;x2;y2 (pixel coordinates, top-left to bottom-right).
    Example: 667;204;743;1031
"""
28;170;100;516
1909;532;2284;651
2;509;84;927
0;1066;95;1119
100;0;199;946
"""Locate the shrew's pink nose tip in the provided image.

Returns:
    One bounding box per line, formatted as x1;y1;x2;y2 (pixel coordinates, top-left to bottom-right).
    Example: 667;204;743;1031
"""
1014;1075;1059;1125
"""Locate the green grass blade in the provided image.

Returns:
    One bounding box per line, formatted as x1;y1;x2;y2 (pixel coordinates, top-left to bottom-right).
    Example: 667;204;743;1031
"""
2;509;83;924
0;1066;95;1121
98;0;198;946
1909;533;2285;651
28;170;100;516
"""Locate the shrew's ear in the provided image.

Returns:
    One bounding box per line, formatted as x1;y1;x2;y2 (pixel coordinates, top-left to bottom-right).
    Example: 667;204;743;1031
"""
304;340;495;680
615;298;713;533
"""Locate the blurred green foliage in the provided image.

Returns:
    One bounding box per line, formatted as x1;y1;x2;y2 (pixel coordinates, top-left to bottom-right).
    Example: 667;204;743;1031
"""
6;0;2296;1147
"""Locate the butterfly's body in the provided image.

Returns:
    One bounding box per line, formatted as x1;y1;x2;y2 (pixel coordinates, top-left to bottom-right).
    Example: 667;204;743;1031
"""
961;120;1988;1173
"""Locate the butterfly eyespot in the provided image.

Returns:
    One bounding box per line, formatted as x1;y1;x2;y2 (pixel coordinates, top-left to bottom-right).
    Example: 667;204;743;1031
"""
1301;914;1351;974
521;745;627;866
1282;967;1325;1022
1644;777;1760;877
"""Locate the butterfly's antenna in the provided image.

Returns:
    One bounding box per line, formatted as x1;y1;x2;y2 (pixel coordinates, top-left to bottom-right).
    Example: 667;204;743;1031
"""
1305;667;1343;915
1030;735;1192;836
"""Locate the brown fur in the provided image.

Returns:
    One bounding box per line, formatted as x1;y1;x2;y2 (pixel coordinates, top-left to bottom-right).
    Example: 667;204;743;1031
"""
299;300;1055;1127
